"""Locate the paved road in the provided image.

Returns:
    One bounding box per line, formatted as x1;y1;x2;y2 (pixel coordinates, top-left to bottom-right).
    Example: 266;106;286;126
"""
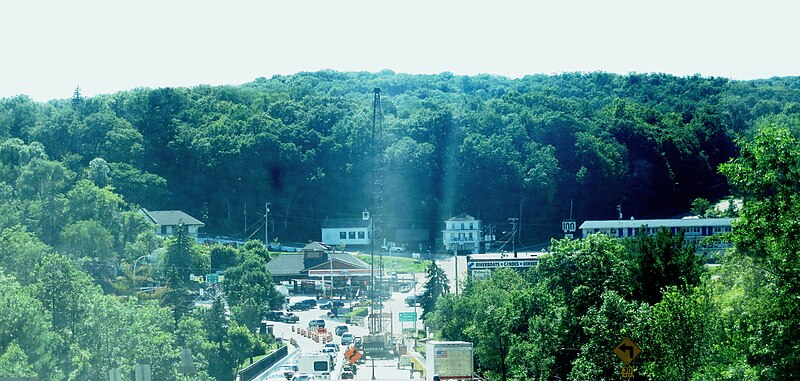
255;256;473;381
256;272;428;381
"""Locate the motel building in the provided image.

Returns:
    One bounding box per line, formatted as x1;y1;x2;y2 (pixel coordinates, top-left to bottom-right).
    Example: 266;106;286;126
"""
579;217;735;256
466;252;544;280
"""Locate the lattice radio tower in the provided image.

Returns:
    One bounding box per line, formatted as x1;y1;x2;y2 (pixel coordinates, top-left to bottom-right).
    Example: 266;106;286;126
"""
369;88;386;334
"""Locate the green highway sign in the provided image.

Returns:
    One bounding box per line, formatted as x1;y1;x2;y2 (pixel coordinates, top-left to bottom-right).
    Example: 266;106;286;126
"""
399;312;417;322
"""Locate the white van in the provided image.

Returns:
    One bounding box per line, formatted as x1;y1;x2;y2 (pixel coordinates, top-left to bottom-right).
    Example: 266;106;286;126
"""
298;352;331;378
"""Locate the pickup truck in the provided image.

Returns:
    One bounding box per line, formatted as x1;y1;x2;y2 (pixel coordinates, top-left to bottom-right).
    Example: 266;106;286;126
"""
381;242;404;252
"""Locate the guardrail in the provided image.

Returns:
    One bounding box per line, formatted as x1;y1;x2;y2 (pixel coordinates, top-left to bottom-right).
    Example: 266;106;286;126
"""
237;345;288;381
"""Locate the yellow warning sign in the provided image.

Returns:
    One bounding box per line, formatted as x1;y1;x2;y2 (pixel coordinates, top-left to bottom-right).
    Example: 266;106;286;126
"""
613;337;641;365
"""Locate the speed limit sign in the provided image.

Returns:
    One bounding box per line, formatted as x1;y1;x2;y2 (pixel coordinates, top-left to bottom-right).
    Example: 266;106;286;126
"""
621;364;634;378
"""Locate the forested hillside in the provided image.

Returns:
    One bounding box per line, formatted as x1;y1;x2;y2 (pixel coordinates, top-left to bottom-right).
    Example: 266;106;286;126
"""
4;72;800;381
3;71;800;246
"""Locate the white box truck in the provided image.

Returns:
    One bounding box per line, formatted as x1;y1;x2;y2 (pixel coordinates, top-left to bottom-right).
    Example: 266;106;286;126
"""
298;352;332;378
425;341;474;381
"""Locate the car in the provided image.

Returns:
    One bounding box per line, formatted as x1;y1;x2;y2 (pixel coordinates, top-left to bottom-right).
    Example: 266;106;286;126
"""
290;373;317;381
300;299;317;308
318;300;332;309
341;333;354;346
324;343;340;352
340;370;354;379
288;302;309;311
278;363;299;380
308;319;326;329
265;311;283;321
289;299;317;311
353;336;363;350
405;293;423;307
335;325;349;336
281;313;300;324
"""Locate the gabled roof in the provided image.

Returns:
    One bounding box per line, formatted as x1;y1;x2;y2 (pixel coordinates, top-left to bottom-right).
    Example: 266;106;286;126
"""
140;208;204;226
265;251;369;277
305;256;369;271
321;217;371;229
447;213;476;221
329;252;369;268
266;253;307;276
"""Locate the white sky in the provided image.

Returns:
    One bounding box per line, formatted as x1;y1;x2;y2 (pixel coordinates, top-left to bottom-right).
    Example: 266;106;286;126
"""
2;0;798;101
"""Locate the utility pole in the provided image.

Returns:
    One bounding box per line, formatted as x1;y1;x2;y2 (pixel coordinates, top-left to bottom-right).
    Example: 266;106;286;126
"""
509;218;519;255
454;247;459;296
518;201;523;247
265;202;271;247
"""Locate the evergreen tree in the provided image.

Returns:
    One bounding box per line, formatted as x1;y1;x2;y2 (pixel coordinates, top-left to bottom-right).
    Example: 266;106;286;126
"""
419;260;449;319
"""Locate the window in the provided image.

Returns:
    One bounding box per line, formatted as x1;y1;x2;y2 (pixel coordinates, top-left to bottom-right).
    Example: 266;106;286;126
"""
468;232;473;240
161;226;167;234
461;223;465;229
470;223;473;229
313;361;328;372
348;231;356;239
358;231;365;239
340;232;346;239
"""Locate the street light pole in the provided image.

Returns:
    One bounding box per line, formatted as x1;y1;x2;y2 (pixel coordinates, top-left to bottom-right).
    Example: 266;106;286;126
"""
133;254;149;278
413;274;418;349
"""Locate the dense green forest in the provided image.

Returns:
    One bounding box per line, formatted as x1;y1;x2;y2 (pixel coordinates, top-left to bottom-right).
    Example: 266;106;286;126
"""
427;119;800;381
3;71;800;380
4;71;800;246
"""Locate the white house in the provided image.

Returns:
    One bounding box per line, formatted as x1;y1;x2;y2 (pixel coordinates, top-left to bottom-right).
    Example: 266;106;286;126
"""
139;208;205;239
443;214;482;254
321;211;372;247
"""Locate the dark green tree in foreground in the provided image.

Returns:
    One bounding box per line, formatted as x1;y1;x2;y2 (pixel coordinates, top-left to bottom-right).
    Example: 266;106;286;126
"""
419;260;449;320
718;119;800;380
625;227;704;305
223;252;282;332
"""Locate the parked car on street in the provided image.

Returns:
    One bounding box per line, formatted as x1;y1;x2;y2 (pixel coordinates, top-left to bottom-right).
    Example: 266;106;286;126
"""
266;311;300;323
288;302;309;311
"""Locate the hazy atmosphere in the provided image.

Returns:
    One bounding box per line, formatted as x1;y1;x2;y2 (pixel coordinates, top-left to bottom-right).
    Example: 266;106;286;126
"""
5;2;800;381
3;0;799;101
